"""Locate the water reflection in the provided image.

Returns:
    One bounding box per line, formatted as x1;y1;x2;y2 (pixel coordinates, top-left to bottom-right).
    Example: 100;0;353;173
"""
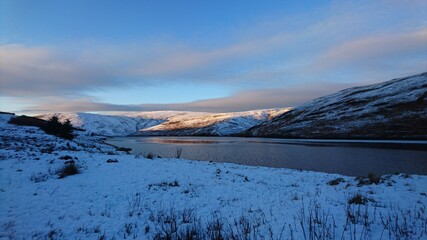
106;137;427;176
137;137;427;150
136;138;232;145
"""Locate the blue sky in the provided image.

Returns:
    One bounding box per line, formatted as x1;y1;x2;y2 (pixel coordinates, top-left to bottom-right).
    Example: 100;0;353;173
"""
1;0;426;114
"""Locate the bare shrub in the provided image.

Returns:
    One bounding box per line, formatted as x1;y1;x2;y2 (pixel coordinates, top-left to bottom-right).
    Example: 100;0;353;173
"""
123;222;139;239
148;180;180;190
145;152;156;159
327;177;345;186
59;155;73;160
348;193;369;205
296;198;337;240
177;222;204;240
206;218;225;240
152;208;181;239
181;208;196;224
127;192;143;217
139;199;426;239
148;207;274;240
356;173;381;186
58;163;80;178
380;203;426;239
342;201;374;240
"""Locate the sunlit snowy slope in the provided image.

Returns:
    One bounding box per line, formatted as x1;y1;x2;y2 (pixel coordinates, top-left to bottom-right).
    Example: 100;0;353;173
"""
137;109;290;136
39;109;290;137
246;72;427;139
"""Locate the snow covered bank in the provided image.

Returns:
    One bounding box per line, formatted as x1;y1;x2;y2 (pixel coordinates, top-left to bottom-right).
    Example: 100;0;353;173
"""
1;115;426;239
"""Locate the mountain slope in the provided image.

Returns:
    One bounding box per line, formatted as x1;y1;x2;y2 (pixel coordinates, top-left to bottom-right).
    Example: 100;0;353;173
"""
38;109;290;137
137;109;290;136
245;72;427;139
38;112;166;136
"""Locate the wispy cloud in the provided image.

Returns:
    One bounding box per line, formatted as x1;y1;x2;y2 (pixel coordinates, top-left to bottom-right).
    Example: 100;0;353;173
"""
23;97;143;113
313;28;427;71
0;32;292;97
1;0;426;113
129;33;291;77
22;82;352;113
0;44;118;96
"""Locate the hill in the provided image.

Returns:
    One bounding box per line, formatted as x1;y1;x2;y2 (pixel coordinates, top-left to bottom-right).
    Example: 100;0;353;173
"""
38;109;290;136
245;72;427;139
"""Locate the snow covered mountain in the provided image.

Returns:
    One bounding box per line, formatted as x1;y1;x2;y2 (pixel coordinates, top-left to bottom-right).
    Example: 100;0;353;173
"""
37;112;166;136
137;109;290;136
38;109;290;137
245;72;427;139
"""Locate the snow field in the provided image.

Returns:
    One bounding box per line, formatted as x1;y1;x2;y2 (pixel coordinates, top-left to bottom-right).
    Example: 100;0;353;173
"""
1;117;426;239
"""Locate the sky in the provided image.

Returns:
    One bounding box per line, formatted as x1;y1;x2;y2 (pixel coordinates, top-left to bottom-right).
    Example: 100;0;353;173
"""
0;0;426;114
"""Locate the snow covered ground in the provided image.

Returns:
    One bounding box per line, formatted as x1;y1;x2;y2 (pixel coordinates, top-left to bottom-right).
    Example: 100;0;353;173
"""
1;114;426;239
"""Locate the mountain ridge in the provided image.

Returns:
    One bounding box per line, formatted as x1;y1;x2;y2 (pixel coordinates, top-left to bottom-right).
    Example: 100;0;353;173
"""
34;72;427;139
243;72;427;140
38;109;290;137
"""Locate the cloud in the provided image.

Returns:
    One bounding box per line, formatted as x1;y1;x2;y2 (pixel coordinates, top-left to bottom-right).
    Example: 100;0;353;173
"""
0;31;300;108
0;44;119;97
313;28;427;70
21;83;352;114
164;83;353;112
24;97;143;113
0;32;292;98
1;0;426;113
129;33;291;77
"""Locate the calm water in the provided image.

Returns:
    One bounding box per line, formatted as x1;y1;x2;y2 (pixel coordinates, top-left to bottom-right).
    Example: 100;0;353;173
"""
106;137;427;176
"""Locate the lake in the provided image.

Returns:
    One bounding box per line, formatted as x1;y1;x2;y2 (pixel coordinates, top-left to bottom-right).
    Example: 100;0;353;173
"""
106;136;427;176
